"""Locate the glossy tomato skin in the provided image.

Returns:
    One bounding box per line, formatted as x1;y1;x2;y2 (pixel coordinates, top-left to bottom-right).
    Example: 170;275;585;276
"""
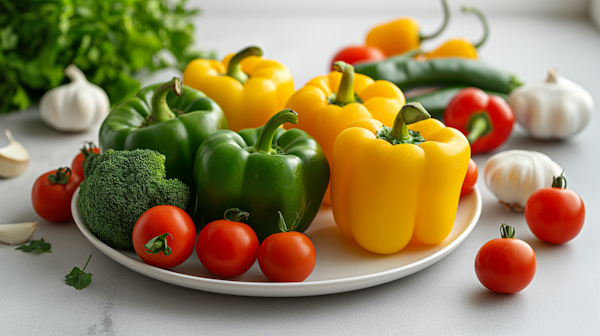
525;187;585;244
71;147;99;179
258;232;316;282
330;45;386;70
475;238;536;293
132;205;197;269
460;159;478;196
196;220;259;277
32;169;81;222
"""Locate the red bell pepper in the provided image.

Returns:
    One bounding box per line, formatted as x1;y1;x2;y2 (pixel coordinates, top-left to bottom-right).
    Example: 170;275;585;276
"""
444;87;514;154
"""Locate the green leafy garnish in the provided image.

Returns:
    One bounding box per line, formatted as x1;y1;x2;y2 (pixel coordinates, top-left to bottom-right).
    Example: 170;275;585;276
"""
0;0;215;113
15;238;52;254
65;254;93;290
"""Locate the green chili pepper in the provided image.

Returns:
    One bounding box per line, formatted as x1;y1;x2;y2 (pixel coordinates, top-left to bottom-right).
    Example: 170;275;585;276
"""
193;109;330;241
99;77;228;213
354;51;522;94
406;86;509;118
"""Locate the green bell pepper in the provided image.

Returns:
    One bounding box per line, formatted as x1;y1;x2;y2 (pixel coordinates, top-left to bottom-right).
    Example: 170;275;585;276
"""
99;77;228;211
193;109;330;241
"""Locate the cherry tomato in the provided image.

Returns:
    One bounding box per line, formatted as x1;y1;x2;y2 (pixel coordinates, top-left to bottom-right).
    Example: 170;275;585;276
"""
525;174;585;244
71;142;99;179
330;45;386;70
132;205;197;269
460;159;478;196
258;212;316;282
196;209;258;278
475;223;536;294
32;167;81;222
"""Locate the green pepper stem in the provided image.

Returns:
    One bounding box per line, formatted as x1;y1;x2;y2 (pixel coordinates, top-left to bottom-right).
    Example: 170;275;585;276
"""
390;103;431;141
253;109;298;154
48;167;72;185
226;46;262;84
552;171;567;189
224;208;250;222
462;6;489;49
420;0;450;41
333;61;356;105
500;222;515;239
148;77;182;126
466;113;492;144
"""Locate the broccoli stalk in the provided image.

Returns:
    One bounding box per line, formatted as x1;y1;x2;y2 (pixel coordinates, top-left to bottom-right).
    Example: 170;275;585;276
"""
77;149;190;250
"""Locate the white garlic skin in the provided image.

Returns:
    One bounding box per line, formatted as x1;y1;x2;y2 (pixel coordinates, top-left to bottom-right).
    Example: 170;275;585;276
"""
483;150;563;208
509;68;593;140
0;222;37;245
0;130;29;178
39;64;109;132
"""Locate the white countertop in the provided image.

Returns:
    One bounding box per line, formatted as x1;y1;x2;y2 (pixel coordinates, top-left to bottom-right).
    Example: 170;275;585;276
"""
1;11;599;335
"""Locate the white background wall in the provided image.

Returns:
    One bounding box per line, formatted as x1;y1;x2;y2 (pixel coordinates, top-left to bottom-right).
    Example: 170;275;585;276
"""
190;0;588;15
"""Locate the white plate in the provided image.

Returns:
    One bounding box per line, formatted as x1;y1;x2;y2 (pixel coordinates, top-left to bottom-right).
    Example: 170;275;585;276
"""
72;187;481;297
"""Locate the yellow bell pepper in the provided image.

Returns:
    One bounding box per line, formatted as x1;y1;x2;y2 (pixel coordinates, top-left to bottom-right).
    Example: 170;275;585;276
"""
365;0;449;57
285;61;405;205
182;46;294;132
425;6;488;60
331;103;470;254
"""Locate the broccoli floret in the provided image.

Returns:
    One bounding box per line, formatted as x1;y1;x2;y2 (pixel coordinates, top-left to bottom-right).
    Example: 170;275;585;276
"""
78;149;190;250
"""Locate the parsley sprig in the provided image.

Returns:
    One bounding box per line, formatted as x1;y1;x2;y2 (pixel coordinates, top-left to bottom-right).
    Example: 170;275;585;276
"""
65;254;93;290
15;238;51;254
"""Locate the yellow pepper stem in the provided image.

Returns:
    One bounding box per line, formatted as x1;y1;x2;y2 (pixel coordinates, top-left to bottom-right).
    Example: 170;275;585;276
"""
253;109;298;154
462;6;489;49
332;61;356;105
392;102;431;139
226;46;263;84
146;77;182;126
420;0;450;41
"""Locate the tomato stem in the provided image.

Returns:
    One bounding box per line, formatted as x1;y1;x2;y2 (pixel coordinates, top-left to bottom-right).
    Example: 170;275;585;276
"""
551;170;567;189
144;233;173;256
278;211;300;232
224;208;250;222
500;222;515;239
48;167;72;185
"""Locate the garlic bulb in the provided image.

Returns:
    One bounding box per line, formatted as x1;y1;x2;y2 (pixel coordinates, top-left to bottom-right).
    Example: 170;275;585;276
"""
39;64;110;132
0;222;37;245
509;68;593;139
0;130;29;178
483;150;563;211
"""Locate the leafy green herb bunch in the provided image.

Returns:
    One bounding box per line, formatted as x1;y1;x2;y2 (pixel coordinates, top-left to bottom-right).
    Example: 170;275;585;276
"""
0;0;214;113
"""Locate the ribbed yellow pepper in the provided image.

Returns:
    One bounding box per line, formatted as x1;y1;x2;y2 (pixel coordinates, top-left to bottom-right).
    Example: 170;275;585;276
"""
331;103;470;254
365;0;449;57
182;46;294;132
425;6;488;60
285;61;405;205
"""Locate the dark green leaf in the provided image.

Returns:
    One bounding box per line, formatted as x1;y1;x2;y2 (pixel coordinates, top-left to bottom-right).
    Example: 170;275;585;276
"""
15;238;51;254
65;254;93;290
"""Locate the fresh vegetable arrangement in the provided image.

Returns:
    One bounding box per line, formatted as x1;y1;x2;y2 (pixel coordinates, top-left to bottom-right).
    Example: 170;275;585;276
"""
7;3;593;291
0;0;212;113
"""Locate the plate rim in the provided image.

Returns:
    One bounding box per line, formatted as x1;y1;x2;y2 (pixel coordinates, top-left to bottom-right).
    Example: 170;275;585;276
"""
71;187;481;297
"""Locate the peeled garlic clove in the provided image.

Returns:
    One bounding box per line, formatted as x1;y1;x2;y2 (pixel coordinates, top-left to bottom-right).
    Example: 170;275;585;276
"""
483;150;563;211
0;130;30;178
0;222;37;245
